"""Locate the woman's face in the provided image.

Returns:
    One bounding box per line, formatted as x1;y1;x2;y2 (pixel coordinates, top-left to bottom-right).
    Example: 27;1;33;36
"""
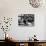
29;0;42;8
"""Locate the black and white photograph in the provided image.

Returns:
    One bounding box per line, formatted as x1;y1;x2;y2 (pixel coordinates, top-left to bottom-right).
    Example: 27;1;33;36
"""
18;14;34;26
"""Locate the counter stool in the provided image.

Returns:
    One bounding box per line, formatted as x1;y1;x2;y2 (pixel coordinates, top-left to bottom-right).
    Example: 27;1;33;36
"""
20;43;24;46
38;44;43;46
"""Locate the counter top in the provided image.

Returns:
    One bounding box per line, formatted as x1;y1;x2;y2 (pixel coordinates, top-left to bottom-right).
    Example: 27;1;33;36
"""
0;40;5;42
6;39;46;43
13;40;46;43
5;38;46;43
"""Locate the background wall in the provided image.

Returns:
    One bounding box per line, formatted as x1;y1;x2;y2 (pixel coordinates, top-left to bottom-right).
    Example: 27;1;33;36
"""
0;0;46;40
